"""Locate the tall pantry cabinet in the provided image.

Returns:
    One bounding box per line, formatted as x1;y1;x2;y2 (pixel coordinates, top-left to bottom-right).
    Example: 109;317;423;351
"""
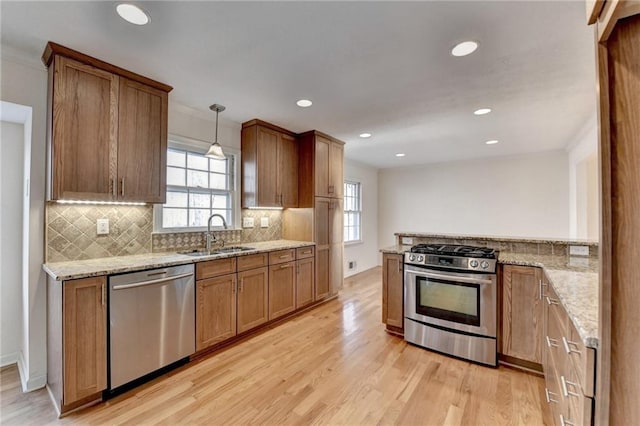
284;131;345;298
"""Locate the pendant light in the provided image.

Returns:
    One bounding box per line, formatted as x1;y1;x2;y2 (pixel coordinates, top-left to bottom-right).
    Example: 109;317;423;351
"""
205;104;226;159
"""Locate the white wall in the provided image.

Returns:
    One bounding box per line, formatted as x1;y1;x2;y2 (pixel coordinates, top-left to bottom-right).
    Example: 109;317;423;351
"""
567;117;599;240
1;49;47;391
0;121;24;366
343;159;378;277
168;103;241;150
378;151;571;248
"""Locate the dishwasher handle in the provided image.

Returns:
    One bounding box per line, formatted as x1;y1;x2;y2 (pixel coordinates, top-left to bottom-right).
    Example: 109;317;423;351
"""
112;272;194;291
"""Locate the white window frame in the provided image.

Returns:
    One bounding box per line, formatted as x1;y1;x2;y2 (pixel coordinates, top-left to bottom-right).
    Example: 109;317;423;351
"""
343;180;363;245
153;134;241;232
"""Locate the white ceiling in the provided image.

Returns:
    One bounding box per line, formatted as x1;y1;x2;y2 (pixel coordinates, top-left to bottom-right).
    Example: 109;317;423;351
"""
1;1;596;169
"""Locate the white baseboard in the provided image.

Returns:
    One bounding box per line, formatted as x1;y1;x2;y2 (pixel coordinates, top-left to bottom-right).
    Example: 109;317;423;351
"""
0;351;20;367
16;352;46;392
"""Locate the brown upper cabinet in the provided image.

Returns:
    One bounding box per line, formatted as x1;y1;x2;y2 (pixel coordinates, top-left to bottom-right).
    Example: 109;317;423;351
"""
42;42;171;203
298;131;345;206
241;120;298;208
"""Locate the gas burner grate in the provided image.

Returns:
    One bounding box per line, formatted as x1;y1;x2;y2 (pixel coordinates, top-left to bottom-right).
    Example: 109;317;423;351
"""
410;243;497;259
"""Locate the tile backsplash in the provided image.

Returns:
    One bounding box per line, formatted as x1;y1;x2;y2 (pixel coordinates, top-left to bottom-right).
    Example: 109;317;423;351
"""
47;204;284;261
46;203;153;262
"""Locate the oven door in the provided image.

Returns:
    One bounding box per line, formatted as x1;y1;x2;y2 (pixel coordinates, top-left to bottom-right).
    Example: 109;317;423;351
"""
404;264;496;337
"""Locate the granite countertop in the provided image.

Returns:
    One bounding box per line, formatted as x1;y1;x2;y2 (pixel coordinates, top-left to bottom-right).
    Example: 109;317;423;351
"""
379;244;599;349
394;232;598;246
43;240;315;281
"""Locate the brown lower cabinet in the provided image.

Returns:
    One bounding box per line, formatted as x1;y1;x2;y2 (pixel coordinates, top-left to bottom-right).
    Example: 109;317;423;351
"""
196;273;237;351
501;264;543;365
47;275;107;414
543;278;596;426
296;255;315;309
237;266;269;334
382;253;404;332
269;261;296;319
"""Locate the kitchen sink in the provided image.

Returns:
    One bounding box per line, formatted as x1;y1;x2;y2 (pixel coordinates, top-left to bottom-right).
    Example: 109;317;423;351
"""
179;247;255;256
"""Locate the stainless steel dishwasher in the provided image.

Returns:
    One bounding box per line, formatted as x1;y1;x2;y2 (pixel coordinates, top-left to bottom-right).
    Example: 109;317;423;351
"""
109;264;195;390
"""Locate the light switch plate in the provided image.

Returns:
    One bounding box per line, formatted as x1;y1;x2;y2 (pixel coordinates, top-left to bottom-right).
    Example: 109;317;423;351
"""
401;237;413;245
569;245;589;256
260;217;269;228
97;218;109;235
242;217;254;228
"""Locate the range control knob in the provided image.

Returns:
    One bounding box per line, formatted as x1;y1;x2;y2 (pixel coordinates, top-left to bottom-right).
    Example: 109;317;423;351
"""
417;255;424;262
469;260;479;268
409;254;416;261
481;261;490;269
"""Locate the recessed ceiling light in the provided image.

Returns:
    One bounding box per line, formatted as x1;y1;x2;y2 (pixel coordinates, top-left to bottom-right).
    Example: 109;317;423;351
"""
474;108;492;115
116;3;150;25
296;99;312;108
451;41;478;57
359;133;372;138
485;140;499;145
395;153;406;157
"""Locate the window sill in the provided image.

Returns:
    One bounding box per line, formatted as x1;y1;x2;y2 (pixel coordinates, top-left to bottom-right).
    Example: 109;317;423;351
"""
344;240;364;247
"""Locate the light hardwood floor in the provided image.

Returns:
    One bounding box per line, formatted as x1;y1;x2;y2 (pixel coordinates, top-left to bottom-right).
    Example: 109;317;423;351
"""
1;267;552;425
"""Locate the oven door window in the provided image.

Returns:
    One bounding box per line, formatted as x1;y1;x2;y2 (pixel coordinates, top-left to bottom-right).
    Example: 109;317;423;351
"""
415;277;480;327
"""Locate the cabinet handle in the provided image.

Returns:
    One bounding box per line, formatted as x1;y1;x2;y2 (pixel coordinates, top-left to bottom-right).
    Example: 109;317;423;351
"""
546;296;559;306
279;254;290;259
302;250;312;255
279;264;292;269
560;415;576;426
398;261;402;273
239;279;243;293
112;178;117;197
560;376;581;398
546;336;559;348
121;177;125;196
545;388;559;404
539;279;547;300
562;336;581;355
101;283;106;306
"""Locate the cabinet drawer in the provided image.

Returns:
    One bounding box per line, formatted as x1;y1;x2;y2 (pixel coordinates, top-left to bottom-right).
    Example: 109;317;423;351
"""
564;319;596;398
269;249;295;265
237;253;268;272
196;257;237;280
296;246;315;259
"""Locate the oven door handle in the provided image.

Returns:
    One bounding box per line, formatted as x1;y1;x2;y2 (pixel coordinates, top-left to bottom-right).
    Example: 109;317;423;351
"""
405;269;494;286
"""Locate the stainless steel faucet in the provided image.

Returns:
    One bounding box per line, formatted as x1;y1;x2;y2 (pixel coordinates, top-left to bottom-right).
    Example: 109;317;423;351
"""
206;213;228;253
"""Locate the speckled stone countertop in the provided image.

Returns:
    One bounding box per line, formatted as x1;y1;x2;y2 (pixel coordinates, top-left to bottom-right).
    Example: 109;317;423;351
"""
44;240;315;281
395;232;598;246
379;245;599;349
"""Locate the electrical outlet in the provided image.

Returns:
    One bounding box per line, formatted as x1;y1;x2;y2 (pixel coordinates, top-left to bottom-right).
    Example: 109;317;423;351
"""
569;245;589;256
96;218;109;235
242;217;254;228
348;261;357;270
260;217;269;228
401;237;413;245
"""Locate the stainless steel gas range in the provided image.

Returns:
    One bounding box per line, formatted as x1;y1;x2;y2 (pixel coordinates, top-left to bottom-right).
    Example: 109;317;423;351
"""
403;244;499;366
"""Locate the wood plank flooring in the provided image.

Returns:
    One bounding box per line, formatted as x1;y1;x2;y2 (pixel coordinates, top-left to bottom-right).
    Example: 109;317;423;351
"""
1;267;552;425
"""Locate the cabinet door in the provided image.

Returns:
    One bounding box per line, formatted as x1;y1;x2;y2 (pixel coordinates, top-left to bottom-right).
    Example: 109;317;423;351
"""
269;262;296;320
296;257;315;309
237;267;269;333
278;133;298;207
502;265;543;363
63;276;107;405
315;246;330;300
117;78;168;203
52;56;118;201
196;274;237;351
314;135;331;197
329;199;343;294
328;140;344;198
256;126;279;207
382;253;404;329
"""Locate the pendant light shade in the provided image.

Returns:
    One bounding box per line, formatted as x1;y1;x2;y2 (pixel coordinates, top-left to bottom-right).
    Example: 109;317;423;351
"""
205;104;226;159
